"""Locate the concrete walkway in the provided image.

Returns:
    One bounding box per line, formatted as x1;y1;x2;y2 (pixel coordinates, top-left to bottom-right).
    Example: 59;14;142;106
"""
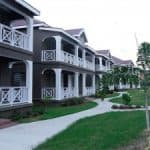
0;92;139;150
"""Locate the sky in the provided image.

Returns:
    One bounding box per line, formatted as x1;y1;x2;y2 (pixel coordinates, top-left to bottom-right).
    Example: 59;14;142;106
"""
26;0;150;63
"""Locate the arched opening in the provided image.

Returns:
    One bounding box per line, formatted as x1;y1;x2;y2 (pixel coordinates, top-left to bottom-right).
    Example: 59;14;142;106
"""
41;69;56;100
86;74;92;87
42;37;56;50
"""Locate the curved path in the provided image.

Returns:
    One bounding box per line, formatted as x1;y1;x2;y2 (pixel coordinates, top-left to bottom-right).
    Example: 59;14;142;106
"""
0;92;137;150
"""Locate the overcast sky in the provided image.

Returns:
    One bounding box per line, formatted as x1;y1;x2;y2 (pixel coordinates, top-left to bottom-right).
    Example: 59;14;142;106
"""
26;0;150;63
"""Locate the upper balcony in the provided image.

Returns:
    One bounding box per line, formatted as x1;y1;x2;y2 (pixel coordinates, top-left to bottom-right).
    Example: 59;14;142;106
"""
0;23;29;51
95;57;112;72
41;36;95;71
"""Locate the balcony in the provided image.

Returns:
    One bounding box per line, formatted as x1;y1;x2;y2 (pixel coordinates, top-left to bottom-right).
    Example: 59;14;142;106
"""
41;50;94;71
95;64;107;72
0;87;28;107
0;23;29;50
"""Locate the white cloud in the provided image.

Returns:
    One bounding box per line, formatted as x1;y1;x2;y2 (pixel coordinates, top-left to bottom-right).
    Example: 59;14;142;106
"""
26;0;150;63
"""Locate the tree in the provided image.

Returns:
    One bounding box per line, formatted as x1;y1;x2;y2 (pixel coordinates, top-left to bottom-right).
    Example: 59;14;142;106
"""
137;42;150;131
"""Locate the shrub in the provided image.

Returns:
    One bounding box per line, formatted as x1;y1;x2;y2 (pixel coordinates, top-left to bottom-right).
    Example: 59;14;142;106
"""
122;93;131;105
11;110;22;121
95;90;106;100
61;97;85;107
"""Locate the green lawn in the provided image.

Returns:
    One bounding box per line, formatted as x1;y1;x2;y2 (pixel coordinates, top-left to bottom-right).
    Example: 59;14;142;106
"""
19;101;97;123
105;92;120;98
35;111;145;150
111;89;145;106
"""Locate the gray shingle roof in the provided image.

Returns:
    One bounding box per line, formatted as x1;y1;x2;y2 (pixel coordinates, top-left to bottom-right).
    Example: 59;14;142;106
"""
112;56;134;66
11;19;48;27
65;28;83;36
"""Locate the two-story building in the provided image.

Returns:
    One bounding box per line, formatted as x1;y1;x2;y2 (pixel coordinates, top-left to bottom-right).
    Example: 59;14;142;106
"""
112;55;140;89
0;0;39;117
95;50;113;90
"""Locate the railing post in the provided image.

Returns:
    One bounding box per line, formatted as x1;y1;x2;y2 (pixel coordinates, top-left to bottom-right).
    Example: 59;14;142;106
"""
75;46;79;66
82;49;86;68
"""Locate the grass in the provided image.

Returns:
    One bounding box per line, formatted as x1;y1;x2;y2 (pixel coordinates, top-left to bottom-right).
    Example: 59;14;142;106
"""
111;89;145;106
35;111;146;150
105;92;120;98
19;101;97;123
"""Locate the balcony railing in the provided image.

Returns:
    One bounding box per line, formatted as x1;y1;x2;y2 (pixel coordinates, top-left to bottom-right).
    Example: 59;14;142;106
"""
62;87;75;99
0;87;28;107
85;60;93;70
41;50;56;61
41;50;95;71
0;23;29;50
86;87;93;96
42;87;56;99
61;51;76;65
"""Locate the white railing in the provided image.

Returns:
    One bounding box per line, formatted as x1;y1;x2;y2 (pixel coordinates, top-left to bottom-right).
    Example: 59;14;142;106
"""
61;51;76;65
41;50;56;61
78;57;84;67
101;65;107;72
95;64;100;71
0;23;29;50
42;87;56;99
86;87;93;96
62;87;75;99
0;87;28;106
85;60;93;70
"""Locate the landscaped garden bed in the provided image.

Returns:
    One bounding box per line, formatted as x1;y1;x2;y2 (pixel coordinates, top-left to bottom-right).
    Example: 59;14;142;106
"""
34;111;146;150
10;98;97;123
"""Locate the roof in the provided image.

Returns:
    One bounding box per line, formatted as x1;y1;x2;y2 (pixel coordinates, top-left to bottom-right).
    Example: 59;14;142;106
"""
65;28;88;43
65;28;84;36
112;56;134;66
15;0;40;16
96;50;110;55
11;19;49;28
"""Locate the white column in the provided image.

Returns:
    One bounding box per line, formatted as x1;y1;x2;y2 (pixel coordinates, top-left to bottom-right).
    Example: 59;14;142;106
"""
26;60;33;103
75;45;79;66
99;57;102;70
74;72;79;97
54;36;62;61
92;74;96;94
68;75;72;89
82;49;86;68
54;68;62;100
82;73;86;96
92;55;95;71
26;17;33;51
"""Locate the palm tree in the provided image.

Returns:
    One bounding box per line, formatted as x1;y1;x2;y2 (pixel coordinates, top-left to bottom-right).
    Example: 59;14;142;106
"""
137;42;150;131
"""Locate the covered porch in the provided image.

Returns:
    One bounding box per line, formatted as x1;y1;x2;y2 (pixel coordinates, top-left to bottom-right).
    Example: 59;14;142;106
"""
41;68;95;100
0;56;32;108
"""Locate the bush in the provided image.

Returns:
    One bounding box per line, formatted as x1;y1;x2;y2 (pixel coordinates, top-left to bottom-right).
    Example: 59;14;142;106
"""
122;94;131;105
11;110;22;121
95;90;106;100
61;97;85;107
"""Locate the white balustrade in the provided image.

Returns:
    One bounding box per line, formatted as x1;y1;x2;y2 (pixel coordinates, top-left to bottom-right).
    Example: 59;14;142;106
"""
42;50;56;61
85;60;93;70
0;87;28;106
62;87;75;98
42;87;56;99
78;57;84;67
61;51;76;65
0;23;29;50
86;87;93;96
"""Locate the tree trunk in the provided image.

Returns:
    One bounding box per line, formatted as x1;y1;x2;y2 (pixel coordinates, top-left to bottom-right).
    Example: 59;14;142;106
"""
145;92;150;131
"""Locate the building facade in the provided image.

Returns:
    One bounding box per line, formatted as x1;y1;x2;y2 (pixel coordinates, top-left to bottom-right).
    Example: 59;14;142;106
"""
0;0;39;116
